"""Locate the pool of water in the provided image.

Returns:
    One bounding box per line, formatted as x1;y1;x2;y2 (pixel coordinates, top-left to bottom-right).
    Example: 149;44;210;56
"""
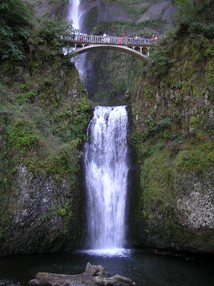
0;249;213;286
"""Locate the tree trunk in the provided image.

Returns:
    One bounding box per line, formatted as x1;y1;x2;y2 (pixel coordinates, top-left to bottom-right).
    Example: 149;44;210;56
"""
29;262;136;286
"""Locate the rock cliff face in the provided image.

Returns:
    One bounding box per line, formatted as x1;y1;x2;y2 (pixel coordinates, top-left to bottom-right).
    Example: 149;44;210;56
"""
0;21;91;255
23;0;69;17
93;0;132;23
1;166;77;255
80;0;175;29
137;0;176;23
128;6;214;252
131;154;214;253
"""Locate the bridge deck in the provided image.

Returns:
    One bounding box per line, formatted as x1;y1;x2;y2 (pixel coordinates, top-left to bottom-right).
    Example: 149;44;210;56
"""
61;34;156;48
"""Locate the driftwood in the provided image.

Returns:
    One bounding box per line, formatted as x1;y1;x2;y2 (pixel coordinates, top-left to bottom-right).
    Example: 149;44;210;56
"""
29;262;136;286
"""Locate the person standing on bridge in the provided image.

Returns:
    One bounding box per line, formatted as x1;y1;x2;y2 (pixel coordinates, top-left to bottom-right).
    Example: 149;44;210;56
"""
103;33;107;43
118;37;122;44
123;33;128;44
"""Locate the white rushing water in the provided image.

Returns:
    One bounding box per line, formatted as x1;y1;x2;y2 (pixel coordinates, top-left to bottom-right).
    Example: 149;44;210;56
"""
67;0;81;30
84;106;129;256
66;0;86;80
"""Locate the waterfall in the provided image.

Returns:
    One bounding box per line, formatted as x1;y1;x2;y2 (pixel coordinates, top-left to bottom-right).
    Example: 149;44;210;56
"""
67;0;86;79
67;0;81;30
84;106;129;255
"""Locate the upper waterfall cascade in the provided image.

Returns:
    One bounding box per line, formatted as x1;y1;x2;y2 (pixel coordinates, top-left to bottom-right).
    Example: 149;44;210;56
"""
84;106;129;255
67;0;86;79
67;0;81;30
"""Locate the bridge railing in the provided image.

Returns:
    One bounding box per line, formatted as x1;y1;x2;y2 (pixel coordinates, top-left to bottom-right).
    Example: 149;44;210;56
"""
60;34;156;47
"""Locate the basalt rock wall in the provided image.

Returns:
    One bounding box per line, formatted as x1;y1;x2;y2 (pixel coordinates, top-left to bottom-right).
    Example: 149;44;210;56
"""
128;3;214;253
0;14;92;254
80;0;175;32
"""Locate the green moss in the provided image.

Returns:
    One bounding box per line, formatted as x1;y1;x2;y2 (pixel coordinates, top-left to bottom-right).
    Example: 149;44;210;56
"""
52;96;92;142
136;143;214;250
16;90;37;105
141;141;165;157
41;203;70;221
70;97;92;140
174;142;214;172
128;131;144;147
57;203;71;218
141;150;174;212
57;207;67;217
205;60;214;85
189;116;200;127
143;82;154;100
7;119;39;153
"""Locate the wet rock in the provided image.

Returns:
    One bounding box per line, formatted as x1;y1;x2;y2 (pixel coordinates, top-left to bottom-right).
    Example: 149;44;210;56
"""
0;164;82;255
137;0;176;23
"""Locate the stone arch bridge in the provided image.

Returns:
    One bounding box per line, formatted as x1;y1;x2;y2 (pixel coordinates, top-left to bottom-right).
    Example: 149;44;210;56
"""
60;34;157;62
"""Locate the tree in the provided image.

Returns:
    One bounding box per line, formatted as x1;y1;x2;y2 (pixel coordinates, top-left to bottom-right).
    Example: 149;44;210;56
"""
0;0;32;61
27;16;75;62
174;0;213;25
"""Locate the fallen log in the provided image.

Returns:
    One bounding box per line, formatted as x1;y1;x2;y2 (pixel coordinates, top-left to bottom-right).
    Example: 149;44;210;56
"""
29;262;136;286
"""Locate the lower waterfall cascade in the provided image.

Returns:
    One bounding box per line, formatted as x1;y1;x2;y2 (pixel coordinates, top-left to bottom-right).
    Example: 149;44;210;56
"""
84;106;130;255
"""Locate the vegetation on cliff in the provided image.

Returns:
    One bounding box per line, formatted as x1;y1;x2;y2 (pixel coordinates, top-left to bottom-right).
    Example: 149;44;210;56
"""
0;0;32;61
0;0;92;255
129;0;214;253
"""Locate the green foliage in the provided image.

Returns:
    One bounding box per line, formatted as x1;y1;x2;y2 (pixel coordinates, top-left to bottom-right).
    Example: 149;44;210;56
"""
0;0;75;67
143;82;154;100
0;1;91;254
92;20;165;38
205;60;214;85
130;114;175;149
47;140;82;184
158;117;172;129
0;0;32;61
16;90;37;105
128;131;144;147
142;141;165;157
189;116;200;127
36;17;75;42
70;97;92;140
41;204;69;221
141;150;174;210
174;0;211;24
151;48;174;69
26;16;76;66
52;97;91;142
188;22;214;39
174;0;214;39
57;208;67;217
7;119;38;153
174;141;214;172
145;116;173;138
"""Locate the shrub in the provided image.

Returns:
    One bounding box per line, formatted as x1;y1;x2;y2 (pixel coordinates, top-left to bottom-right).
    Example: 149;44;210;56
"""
7;119;38;152
0;0;32;61
16;90;37;104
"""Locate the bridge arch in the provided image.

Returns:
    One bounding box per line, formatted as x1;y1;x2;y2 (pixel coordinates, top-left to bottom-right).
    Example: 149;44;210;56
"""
66;44;149;62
